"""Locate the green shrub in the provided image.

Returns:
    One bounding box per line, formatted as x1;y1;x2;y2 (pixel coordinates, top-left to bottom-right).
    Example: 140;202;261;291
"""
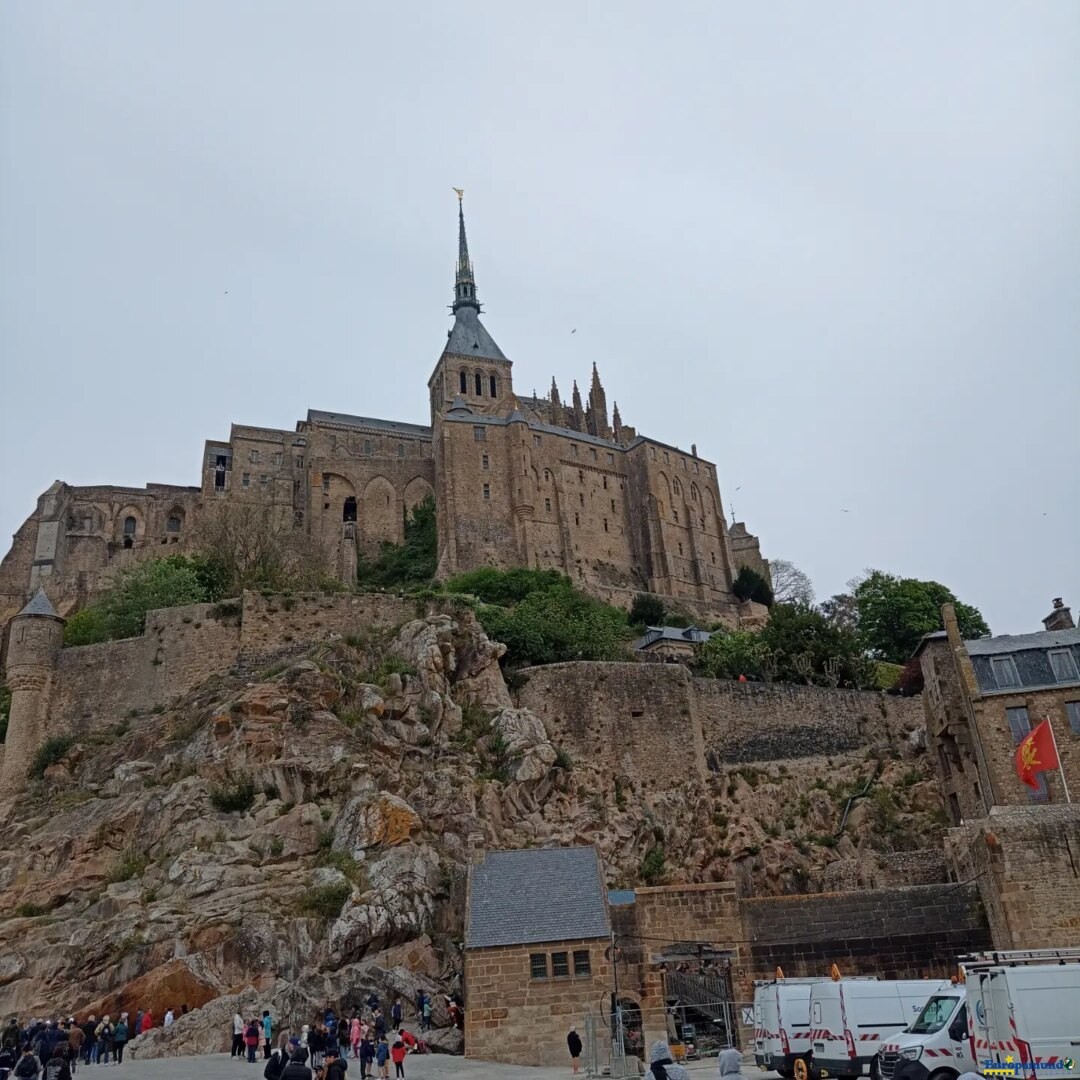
553;747;573;771
873;661;903;690
29;735;75;780
269;836;285;856
210;599;242;621
14;902;47;918
732;567;773;606
318;827;335;850
628;594;667;628
640;844;667;886
106;849;149;884
356;496;437;587
297;882;351;920
209;777;256;813
446;567;569;606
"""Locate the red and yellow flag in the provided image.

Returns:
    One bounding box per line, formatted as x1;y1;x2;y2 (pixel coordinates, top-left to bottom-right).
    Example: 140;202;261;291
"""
1015;719;1059;790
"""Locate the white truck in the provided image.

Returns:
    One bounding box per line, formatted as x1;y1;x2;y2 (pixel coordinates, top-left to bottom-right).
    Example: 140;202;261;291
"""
809;972;948;1080
876;950;1080;1080
753;973;832;1077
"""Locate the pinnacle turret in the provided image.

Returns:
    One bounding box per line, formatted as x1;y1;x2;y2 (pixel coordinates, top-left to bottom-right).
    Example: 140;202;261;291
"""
570;381;585;432
452;191;480;315
586;362;610;438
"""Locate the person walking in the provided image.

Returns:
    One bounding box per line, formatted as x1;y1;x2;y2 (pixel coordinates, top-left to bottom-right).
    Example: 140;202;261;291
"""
162;1012;174;1031
79;1022;95;1068
95;1018;113;1067
43;1047;70;1080
648;1040;690;1080
138;1014;152;1038
358;1037;374;1080
263;1047;285;1080
261;1014;273;1061
14;1048;39;1080
419;1000;431;1036
111;1019;127;1067
307;1027;323;1071
375;1038;389;1080
389;1002;401;1030
324;1049;346;1080
66;1026;83;1074
388;1038;405;1080
0;1042;17;1080
349;1019;361;1061
567;1028;583;1074
232;1014;245;1059
245;1021;260;1064
279;1051;312;1080
717;1050;744;1080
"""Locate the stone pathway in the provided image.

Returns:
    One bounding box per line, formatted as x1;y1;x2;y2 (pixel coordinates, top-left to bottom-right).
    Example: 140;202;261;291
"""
92;1051;774;1080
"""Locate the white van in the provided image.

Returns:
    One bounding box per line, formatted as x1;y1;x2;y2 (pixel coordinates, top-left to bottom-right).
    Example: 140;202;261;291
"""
809;976;947;1079
875;985;973;1080
753;976;825;1076
966;951;1080;1077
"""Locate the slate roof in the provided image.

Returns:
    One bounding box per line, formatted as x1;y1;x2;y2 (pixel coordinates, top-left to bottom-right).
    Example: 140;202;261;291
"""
965;627;1080;656
466;847;610;949
633;625;713;650
18;588;61;619
306;410;432;437
442;306;507;362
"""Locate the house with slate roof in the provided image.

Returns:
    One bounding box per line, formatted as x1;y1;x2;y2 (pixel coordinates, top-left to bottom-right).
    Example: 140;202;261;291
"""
463;846;612;1066
917;597;1080;821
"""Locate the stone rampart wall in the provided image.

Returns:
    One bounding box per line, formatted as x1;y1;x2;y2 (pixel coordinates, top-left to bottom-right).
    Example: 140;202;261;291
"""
517;662;925;777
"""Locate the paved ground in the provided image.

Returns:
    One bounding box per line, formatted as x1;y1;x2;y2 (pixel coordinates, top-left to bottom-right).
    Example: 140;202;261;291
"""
100;1052;777;1080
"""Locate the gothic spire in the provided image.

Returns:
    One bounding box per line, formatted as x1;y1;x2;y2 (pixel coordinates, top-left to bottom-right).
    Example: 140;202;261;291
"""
612;401;623;441
452;189;480;314
550;378;562;409
570;380;584;432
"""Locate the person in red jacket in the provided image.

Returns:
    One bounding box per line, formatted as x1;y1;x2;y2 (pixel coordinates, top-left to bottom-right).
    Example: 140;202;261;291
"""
389;1038;407;1079
140;1012;153;1035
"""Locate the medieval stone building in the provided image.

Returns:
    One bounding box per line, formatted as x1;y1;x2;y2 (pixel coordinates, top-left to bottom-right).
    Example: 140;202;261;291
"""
0;198;767;630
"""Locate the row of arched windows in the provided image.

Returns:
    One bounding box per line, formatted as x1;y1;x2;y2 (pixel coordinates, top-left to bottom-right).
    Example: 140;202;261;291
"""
460;369;499;398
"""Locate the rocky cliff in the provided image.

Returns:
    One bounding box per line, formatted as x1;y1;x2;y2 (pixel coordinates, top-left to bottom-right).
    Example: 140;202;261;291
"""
0;609;945;1050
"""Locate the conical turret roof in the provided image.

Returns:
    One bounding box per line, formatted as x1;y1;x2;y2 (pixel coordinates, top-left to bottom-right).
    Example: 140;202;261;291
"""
18;586;61;620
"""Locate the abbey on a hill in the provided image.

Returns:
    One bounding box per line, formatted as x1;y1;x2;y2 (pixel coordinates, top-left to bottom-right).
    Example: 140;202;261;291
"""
0;198;767;628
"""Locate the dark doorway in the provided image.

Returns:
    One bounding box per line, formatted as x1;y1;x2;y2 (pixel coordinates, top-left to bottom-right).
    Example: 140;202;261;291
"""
343;497;357;523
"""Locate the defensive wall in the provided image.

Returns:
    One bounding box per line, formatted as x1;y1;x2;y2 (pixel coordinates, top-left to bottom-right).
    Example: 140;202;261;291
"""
517;662;925;778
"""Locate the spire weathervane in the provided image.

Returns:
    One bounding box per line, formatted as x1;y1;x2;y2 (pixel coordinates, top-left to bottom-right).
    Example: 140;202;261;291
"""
451;188;480;314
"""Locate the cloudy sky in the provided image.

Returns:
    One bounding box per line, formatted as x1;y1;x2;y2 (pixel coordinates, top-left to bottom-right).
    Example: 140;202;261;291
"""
1;2;1077;634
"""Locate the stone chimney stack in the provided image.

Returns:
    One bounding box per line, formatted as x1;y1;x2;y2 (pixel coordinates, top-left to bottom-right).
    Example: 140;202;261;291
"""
1043;598;1075;632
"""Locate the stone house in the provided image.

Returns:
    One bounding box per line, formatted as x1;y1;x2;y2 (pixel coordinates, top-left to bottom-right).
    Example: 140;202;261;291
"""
917;598;1080;821
463;846;612;1067
632;625;714;661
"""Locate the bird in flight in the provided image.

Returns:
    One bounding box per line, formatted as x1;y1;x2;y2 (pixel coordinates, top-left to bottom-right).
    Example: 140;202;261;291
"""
571;328;577;334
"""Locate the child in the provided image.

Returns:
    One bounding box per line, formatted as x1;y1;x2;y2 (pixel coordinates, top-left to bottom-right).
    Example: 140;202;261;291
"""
375;1037;389;1080
389;1038;406;1080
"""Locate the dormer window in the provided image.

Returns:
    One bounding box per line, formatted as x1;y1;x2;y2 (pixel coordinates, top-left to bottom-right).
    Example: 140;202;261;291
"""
1049;649;1079;682
991;656;1020;689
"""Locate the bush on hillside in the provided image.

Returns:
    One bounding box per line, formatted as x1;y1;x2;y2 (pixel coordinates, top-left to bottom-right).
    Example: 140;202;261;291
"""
628;593;666;628
445;567;568;606
29;735;75;780
357;496;437;588
732;567;774;606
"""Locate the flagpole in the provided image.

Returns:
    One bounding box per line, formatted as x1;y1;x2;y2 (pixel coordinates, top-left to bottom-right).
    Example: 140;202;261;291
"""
1047;716;1072;804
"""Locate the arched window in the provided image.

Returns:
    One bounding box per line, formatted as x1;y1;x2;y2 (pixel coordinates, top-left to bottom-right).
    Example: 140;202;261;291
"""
673;479;682;496
122;516;137;549
475;371;483;396
166;512;183;533
343;497;357;523
459;370;467;393
690;483;699;502
489;373;498;397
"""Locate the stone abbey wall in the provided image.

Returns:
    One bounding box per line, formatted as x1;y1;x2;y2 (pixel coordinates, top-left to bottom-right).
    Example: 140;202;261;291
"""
517;662;925;779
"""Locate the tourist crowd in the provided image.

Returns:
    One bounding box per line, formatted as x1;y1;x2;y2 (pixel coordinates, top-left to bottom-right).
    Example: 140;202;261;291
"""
0;991;460;1080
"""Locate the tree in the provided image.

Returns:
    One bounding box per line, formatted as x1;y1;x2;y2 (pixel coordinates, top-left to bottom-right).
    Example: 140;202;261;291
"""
731;567;773;606
820;592;859;634
769;559;815;605
63;556;209;646
759;602;875;689
853;570;990;663
476;579;631;667
192;502;335;594
694;629;766;681
628;593;667;628
445;566;567;605
357;496;437;587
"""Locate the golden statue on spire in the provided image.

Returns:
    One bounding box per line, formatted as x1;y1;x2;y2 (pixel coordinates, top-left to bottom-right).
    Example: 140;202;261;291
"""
452;187;464;201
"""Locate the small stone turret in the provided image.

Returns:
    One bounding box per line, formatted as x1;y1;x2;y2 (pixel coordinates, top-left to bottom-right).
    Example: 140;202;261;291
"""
0;588;64;791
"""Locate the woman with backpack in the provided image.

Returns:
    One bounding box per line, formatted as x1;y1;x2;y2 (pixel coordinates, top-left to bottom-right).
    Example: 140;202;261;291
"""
111;1018;127;1066
94;1020;112;1068
42;1047;69;1080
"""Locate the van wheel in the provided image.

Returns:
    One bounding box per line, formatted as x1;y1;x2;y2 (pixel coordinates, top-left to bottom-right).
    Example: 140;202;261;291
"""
928;1069;958;1080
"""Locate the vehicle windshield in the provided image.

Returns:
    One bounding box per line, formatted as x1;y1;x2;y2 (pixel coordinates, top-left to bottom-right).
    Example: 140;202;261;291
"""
907;996;958;1035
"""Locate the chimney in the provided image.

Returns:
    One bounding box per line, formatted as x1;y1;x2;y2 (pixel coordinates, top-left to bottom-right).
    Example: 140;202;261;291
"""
1043;598;1075;633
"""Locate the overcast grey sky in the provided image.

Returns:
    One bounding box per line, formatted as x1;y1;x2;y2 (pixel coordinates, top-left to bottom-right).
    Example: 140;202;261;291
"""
1;2;1077;635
